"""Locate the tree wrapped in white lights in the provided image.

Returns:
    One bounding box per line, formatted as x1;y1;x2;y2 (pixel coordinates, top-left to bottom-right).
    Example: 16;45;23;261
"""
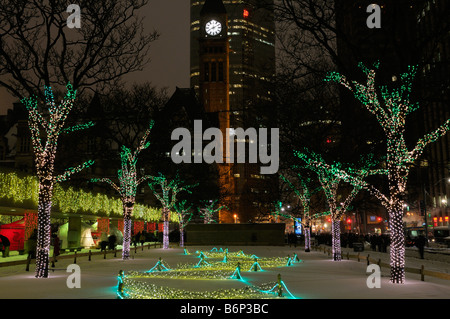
91;120;154;260
295;149;379;261
278;173;319;252
148;173;197;249
21;83;95;278
173;200;193;247
199;199;226;224
325;62;450;283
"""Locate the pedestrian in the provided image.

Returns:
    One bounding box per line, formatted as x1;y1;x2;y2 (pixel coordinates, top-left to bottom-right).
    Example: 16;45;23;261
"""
292;232;297;248
108;234;117;250
376;235;382;252
53;234;61;258
133;232;139;247
381;235;388;253
100;232;108;251
370;235;377;251
415;235;426;259
139;232;146;246
0;234;11;258
27;229;37;259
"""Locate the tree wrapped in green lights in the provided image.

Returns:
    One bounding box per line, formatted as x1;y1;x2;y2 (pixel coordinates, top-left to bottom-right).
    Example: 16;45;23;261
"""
278;173;319;252
21;83;95;278
91;120;154;260
173;200;194;247
148;173;197;249
295;149;380;261
270;200;304;245
325;62;450;283
199;199;226;224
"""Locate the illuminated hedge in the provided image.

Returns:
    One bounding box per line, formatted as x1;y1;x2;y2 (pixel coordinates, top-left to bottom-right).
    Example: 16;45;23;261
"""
0;172;173;222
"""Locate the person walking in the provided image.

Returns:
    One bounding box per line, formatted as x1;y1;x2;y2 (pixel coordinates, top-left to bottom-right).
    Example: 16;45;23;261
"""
133;232;139;247
139;232;146;247
0;234;10;258
27;229;37;259
415;235;426;259
100;232;108;252
53;235;61;258
108;234;117;250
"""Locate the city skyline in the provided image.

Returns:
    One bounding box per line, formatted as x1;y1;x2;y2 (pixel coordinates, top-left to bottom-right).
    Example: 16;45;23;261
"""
0;0;448;300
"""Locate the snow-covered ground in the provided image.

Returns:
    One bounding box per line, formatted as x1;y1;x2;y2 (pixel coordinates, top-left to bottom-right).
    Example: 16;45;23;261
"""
0;243;449;301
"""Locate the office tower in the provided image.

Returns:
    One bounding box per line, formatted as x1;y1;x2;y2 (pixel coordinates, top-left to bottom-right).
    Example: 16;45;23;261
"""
191;0;277;223
416;0;450;227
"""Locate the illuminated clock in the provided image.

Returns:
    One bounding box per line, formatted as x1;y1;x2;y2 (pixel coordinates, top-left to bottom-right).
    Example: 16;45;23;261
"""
205;20;222;36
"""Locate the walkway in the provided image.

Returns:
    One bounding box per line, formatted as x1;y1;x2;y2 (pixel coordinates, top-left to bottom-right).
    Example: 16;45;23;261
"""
0;244;449;300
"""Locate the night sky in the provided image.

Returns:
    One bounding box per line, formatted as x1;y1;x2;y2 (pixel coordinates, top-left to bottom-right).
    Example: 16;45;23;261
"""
0;0;191;115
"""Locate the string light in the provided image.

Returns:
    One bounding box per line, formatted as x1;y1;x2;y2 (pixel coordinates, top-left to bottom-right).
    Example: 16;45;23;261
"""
294;149;379;261
91;121;155;260
24;212;38;241
277;173;321;252
173;200;193;247
198;199;226;224
0;172;163;221
133;221;145;235
325;62;450;283
146;257;171;272
119;248;299;299
148;173;197;249
21;83;94;278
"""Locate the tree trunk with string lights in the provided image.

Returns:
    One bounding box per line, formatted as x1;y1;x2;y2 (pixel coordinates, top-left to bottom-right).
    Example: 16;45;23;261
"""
22;83;95;278
148;173;197;249
277;173;319;253
325;62;450;283
295;149;379;262
122;200;135;260
174;200;193;248
91;121;154;260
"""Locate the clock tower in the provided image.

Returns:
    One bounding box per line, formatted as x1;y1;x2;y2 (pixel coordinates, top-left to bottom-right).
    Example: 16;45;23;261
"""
199;0;234;223
199;0;229;118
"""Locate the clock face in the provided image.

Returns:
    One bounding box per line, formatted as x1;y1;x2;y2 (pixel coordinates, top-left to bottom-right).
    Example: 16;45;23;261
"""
205;20;222;36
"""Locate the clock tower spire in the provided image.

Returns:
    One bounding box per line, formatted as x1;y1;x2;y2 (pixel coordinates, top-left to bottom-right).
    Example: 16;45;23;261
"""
199;0;229;115
199;0;233;223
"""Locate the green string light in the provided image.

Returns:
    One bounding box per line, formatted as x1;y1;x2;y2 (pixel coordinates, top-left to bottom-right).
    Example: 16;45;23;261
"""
21;83;94;278
91;120;155;260
294;149;380;261
198;199;226;224
148;173;197;249
325;62;450;283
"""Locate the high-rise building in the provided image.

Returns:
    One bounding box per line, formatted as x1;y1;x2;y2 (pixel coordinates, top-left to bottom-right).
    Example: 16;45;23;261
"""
191;0;275;125
191;0;277;223
415;0;450;227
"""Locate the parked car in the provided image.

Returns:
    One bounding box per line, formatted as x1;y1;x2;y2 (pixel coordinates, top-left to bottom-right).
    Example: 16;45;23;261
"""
433;226;450;244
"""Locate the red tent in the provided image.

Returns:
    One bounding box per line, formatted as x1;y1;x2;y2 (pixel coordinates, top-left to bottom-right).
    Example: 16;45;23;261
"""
0;218;25;251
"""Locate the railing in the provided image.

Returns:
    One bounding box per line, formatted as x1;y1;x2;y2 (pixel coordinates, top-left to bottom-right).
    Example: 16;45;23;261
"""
312;245;450;282
0;242;176;270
